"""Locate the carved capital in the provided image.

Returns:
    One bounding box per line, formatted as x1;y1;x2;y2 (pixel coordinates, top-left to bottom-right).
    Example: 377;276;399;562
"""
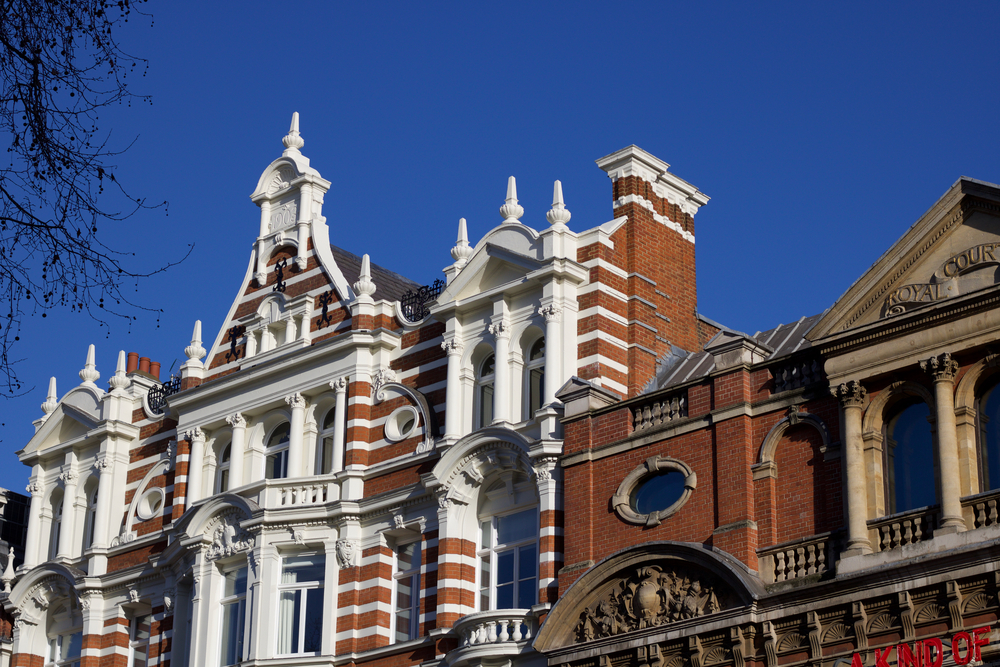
538;304;562;323
94;457;113;474
832;381;867;409
920;352;959;383
441;339;464;356
335;538;359;568
226;413;247;429
58;470;78;486
534;456;560;482
285;392;307;410
438;495;454;510
185;427;206;443
371;368;397;394
489;320;510;340
330;376;349;393
25;481;43;497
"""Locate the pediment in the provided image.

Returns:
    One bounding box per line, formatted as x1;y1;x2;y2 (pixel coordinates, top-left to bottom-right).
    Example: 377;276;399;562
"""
534;542;762;652
437;243;544;305
809;178;1000;341
24;392;103;456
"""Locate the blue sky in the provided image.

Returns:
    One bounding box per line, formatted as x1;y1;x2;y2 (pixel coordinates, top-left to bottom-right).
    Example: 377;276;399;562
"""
1;1;998;492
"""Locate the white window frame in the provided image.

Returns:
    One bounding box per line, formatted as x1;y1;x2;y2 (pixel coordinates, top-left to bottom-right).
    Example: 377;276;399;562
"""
524;337;545;420
476;354;496;429
48;495;62;560
478;507;539;611
265;423;290;480
392;540;421;643
317;407;338;475
46;631;82;667
216;442;232;494
219;564;248;667
127;613;152;667
276;554;325;656
82;485;98;553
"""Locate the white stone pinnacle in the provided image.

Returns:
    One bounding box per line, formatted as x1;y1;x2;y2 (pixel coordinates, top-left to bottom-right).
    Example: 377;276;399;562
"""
109;350;129;390
282;111;305;153
1;547;15;592
546;179;571;227
41;376;58;415
354;254;377;298
185;320;206;363
79;344;100;385
451;217;474;265
499;176;524;223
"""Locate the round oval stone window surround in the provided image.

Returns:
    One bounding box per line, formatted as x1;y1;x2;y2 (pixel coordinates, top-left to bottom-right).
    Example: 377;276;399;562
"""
613;456;696;527
136;487;165;521
384;405;419;443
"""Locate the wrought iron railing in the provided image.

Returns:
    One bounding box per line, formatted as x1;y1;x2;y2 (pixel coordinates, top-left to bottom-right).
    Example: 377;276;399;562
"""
758;532;835;584
400;279;445;322
868;505;938;551
146;376;181;414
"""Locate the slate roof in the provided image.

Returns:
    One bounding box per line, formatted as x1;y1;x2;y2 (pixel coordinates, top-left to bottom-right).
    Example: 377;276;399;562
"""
650;313;825;392
330;245;423;304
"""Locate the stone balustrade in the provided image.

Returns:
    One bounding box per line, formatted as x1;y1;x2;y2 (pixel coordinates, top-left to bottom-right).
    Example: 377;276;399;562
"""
632;390;687;431
454;609;537;648
771;358;824;394
263;479;333;508
757;532;833;584
868;505;938;551
962;488;1000;530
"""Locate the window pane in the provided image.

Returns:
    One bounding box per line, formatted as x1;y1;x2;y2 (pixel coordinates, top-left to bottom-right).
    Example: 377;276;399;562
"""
221;599;245;666
303;588;324;653
268;423;291;448
323;408;337;430
480;520;491;549
278;590;301;654
480;384;494;427
134;615;151;642
266;449;288;480
322;436;333;474
225;566;248;597
632;471;686;515
219;468;229;493
481;354;495;377
888;402;935;513
479;554;491;610
496;580;514;609
981;384;1000;490
518;576;537;608
397;542;417;571
529;338;545;361
221;444;231;463
497;551;514;586
518;544;537;580
282;555;324;583
65;631;83;658
529;368;544;415
497;509;535;545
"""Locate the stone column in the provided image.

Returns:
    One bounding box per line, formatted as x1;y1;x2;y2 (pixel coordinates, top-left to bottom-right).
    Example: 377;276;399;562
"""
330;378;348;474
441;340;464;440
534;457;561;605
833;381;872;555
286;393;307;478
91;457;114;549
227;414;247;490
57;469;78;559
22;480;43;569
539;305;562;405
186;428;206;510
490;320;511;424
921;353;966;533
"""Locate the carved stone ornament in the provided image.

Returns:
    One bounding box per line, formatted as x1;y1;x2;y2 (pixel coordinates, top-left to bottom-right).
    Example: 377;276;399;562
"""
441;339;464;356
58;470;78;485
574;565;727;643
489;320;510;340
269;200;298;233
163;589;175;612
921;352;960;383
226;413;247;429
330;376;349;393
110;530;137;548
832;380;867;409
393;514;406;530
335;538;359;568
371;368;397;395
539;304;562;323
185;427;206;444
25;481;42;497
128;588;140;604
93;457;113;474
285;392;307;410
292;530;305;545
206;514;253;560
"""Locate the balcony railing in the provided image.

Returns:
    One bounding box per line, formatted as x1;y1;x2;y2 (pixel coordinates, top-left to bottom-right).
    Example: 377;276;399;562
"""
454;609;537;649
261;478;336;508
632;390;687;431
961;488;1000;530
771;358;824;394
868;505;938;552
757;532;835;584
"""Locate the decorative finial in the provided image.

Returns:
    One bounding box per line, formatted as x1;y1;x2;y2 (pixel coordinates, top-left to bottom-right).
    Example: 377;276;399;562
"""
282;112;304;152
41;377;58;416
1;547;14;593
185;320;206;364
451;218;474;266
546;180;572;227
354;254;377;298
499;176;524;223
79;344;100;385
108;350;129;390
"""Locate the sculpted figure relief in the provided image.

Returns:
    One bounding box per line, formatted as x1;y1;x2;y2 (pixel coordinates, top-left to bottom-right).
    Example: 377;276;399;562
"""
575;566;724;642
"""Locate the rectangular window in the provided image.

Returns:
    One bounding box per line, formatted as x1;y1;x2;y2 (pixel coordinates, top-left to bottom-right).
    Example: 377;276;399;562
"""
47;631;82;667
128;614;151;667
220;566;248;666
277;555;324;655
529;368;544;417
479;508;538;610
393;542;421;642
266;449;288;480
479;384;494;428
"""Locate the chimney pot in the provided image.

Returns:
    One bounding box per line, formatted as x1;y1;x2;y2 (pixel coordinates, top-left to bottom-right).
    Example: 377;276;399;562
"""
139;357;150;374
149;361;161;381
126;352;139;373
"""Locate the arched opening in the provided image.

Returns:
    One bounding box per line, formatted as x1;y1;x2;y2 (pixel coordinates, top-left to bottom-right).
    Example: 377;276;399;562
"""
477;473;538;611
45;601;82;667
884;400;936;514
977;379;1000;492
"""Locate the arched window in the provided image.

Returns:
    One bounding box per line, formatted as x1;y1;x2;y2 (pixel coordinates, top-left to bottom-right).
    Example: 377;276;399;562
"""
477;354;496;429
525;337;545;419
476;473;538;611
318;408;338;475
48;491;63;561
885;401;936;514
216;443;232;494
977;381;1000;492
82;484;99;553
46;602;82;667
265;424;291;480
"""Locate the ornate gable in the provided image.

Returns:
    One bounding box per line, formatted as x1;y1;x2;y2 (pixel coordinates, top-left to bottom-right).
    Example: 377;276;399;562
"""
808;178;1000;341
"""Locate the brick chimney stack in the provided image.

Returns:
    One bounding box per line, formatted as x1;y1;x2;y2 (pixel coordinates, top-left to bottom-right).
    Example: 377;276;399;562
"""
594;146;710;396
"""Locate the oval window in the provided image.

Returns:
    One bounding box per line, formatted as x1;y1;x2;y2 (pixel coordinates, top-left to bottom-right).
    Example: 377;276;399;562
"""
632;471;687;515
385;406;419;442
